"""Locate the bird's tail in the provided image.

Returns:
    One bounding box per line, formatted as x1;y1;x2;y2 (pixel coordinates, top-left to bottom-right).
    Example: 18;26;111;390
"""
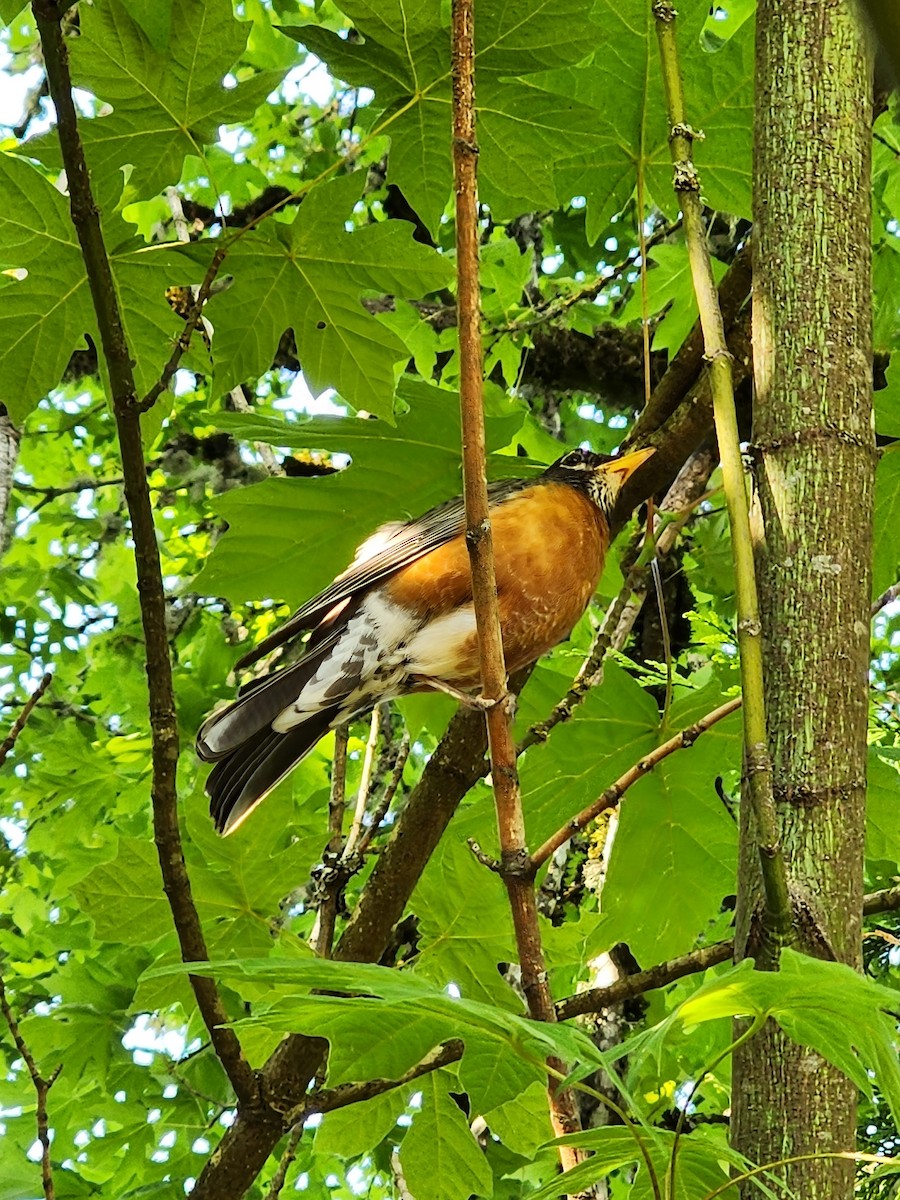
205;704;340;835
197;633;351;835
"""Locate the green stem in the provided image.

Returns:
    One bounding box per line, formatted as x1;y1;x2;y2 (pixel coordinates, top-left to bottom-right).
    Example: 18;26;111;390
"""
652;0;793;962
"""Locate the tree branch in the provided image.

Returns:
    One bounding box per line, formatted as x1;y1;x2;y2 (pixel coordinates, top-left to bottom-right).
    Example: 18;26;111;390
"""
451;0;585;1175
555;882;900;1023
625;238;751;446
556;940;735;1021
189;700;496;1198
0;966;61;1200
291;1039;465;1125
311;725;349;958
530;696;742;871
872;581;900;617
0;672;52;769
863;884;900;916
31;1;258;1108
654;0;792;962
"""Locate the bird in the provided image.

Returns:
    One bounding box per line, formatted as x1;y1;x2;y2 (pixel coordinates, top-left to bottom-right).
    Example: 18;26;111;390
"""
197;444;655;835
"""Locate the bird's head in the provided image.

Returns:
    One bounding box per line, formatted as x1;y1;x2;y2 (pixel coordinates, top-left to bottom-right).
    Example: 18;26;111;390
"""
547;445;656;515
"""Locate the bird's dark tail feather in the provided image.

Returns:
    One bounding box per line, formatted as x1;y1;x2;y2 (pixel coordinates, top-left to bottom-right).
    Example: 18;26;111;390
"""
196;628;345;763
207;704;340;835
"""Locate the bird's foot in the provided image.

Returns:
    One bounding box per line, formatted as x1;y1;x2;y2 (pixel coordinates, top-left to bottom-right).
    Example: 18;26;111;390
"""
471;691;518;720
412;675;517;718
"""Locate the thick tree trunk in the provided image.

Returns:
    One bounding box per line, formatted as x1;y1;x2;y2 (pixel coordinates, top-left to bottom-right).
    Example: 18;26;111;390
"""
733;2;873;1197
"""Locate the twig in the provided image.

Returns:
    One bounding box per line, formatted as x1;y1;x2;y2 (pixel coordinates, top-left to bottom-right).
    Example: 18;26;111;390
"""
264;1124;303;1200
872;581;900;617
557;940;734;1020
555;882;900;1021
344;706;382;857
0;672;52;769
530;696;742;871
138;245;228;412
519;568;642;753
356;729;411;856
311;725;350;958
0;967;61;1200
624;239;752;447
653;0;792;963
466;837;501;872
13;477;125;498
32;2;258;1107
490;218;682;336
451;0;585;1172
11;71;49;139
289;1039;465;1126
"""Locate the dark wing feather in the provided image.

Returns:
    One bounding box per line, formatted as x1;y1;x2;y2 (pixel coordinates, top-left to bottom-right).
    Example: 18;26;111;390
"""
197;622;348;760
208;707;340;834
235;475;529;669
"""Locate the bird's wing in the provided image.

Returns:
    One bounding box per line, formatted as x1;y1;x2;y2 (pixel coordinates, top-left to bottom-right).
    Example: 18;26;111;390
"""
235;474;530;669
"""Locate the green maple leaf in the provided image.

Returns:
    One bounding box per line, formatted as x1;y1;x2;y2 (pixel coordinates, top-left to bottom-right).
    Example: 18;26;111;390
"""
28;0;284;208
529;0;755;240
283;0;604;234
399;1073;494;1200
0;154;204;422
202;173;453;415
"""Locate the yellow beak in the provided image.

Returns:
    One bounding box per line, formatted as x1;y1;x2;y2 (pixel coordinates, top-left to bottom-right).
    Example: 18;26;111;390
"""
602;445;655;484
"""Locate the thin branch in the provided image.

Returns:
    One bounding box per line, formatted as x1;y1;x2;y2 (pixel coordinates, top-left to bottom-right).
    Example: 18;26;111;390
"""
872;581;900;617
863;884;900;916
264;1124;303;1200
518;564;643;754
489;217;682;337
530;696;742;871
451;0;585;1172
624;238;752;447
311;725;350;958
653;0;792;962
557;941;734;1021
289;1039;465;1126
13;476;125;498
0;967;61;1200
344;706;382;856
0;672;52;769
138;244;228;412
356;729;411;857
32;3;258;1108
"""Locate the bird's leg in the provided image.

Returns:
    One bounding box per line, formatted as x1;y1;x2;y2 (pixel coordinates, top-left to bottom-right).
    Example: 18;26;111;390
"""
412;675;517;717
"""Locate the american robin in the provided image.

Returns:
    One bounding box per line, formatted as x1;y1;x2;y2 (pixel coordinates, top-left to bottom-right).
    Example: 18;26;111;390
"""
198;445;654;834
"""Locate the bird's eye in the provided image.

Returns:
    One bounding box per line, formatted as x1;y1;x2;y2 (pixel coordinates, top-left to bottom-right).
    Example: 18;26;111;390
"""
560;449;589;469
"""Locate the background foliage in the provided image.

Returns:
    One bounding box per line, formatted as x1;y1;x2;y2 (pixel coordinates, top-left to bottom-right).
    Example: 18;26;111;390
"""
0;0;898;1197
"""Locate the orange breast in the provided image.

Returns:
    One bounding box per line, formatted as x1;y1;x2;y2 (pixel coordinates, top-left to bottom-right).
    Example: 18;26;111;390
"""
385;483;608;686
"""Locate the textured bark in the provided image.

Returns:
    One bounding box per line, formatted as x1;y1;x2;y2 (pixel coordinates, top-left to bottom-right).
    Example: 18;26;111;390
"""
733;2;873;1196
